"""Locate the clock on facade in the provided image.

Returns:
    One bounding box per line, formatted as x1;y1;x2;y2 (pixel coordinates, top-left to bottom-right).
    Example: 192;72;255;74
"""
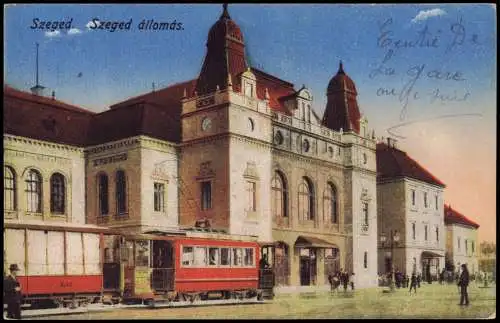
201;117;212;131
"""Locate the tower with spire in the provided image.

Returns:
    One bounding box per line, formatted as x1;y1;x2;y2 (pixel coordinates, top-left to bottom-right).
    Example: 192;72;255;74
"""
179;4;273;243
321;61;361;134
195;3;248;96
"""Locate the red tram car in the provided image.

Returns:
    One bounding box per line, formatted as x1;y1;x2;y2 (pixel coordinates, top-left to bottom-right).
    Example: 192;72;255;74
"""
3;223;274;309
113;230;274;305
3;222;121;308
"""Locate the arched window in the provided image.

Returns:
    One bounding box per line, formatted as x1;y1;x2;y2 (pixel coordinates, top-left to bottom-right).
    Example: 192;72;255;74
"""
4;166;16;211
98;173;109;215
298;177;314;221
271;171;288;218
25;169;42;213
323;183;338;224
116;170;127;215
50;173;65;214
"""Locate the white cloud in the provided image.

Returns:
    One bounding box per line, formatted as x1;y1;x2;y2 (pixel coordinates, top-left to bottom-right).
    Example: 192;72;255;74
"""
44;30;61;38
67;28;82;35
411;8;446;23
86;20;100;29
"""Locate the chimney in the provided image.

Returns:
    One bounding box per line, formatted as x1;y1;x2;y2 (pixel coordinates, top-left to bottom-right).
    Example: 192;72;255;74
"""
51;90;55;99
387;137;398;149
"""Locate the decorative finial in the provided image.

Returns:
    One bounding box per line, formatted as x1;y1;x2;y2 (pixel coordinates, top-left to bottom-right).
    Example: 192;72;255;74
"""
338;60;345;74
216;84;220;91
221;3;230;19
51;90;55;99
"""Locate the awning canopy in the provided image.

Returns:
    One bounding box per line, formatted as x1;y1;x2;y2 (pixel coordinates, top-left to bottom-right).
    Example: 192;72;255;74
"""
295;236;338;248
421;251;445;258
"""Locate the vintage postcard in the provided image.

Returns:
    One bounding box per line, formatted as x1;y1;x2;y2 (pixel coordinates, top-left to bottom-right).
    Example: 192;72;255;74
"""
3;3;496;319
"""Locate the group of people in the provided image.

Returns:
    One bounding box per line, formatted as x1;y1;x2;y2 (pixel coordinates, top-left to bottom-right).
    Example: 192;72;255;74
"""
328;269;355;292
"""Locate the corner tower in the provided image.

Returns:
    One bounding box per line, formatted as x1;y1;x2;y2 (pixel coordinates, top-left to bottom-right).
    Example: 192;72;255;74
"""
195;4;248;96
180;4;272;243
322;62;361;134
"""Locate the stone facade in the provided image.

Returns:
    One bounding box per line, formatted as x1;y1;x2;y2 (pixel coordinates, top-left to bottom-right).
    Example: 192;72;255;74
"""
377;177;445;279
85;136;180;234
445;223;479;274
4;134;85;225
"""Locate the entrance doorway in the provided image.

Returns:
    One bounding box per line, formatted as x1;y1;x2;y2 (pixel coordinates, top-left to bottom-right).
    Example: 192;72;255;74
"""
274;242;290;286
299;248;317;286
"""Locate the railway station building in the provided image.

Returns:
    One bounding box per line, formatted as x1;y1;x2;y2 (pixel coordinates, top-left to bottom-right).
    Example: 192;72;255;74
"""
3;5;378;289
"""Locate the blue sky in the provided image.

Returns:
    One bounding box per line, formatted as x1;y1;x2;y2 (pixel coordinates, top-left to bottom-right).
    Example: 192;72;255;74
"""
4;4;497;242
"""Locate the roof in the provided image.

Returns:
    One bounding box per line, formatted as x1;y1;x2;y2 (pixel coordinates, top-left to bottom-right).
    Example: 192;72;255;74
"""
444;204;480;229
89;79;197;145
322;62;361;133
376;142;446;187
3;85;93;147
252;67;296;115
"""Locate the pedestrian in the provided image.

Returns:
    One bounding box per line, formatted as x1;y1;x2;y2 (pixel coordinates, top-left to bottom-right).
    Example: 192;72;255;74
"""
350;273;355;291
259;254;270;269
409;272;418;294
458;264;470;306
3;264;22;319
342;270;348;292
416;273;421;288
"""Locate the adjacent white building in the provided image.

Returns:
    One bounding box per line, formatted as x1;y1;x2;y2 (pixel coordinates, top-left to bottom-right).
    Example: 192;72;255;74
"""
444;204;480;275
376;139;446;281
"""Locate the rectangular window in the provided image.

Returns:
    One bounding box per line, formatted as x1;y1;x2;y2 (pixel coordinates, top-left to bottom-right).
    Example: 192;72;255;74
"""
208;247;219;266
458;237;461;250
412;223;416;240
472;241;475;253
423;192;428;208
246;181;256;212
220;248;230;266
362;202;369;226
201;181;212;210
411;190;416;206
194;247;207;267
435;195;438;210
182;246;194;266
424;225;428;240
233;248;243;266
244;248;254;266
465;240;468;253
436;227;439;242
154;183;165;212
363;252;368;269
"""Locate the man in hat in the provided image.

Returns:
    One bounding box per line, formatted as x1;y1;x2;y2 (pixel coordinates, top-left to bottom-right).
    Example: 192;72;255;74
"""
458;263;470;306
3;264;22;319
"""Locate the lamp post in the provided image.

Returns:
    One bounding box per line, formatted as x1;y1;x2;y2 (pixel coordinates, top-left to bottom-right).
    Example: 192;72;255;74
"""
380;230;400;292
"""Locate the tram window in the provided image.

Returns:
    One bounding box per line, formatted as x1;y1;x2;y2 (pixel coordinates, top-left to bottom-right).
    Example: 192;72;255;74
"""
135;240;149;267
233;248;243;266
244;248;254;266
182;246;194;266
194;247;207;267
220;248;230;266
208;248;219;266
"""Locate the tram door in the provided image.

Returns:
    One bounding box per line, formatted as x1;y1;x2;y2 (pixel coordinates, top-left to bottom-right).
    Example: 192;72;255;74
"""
151;240;174;291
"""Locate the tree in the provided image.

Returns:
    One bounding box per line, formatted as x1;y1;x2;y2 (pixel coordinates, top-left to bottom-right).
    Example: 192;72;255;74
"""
480;242;496;257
